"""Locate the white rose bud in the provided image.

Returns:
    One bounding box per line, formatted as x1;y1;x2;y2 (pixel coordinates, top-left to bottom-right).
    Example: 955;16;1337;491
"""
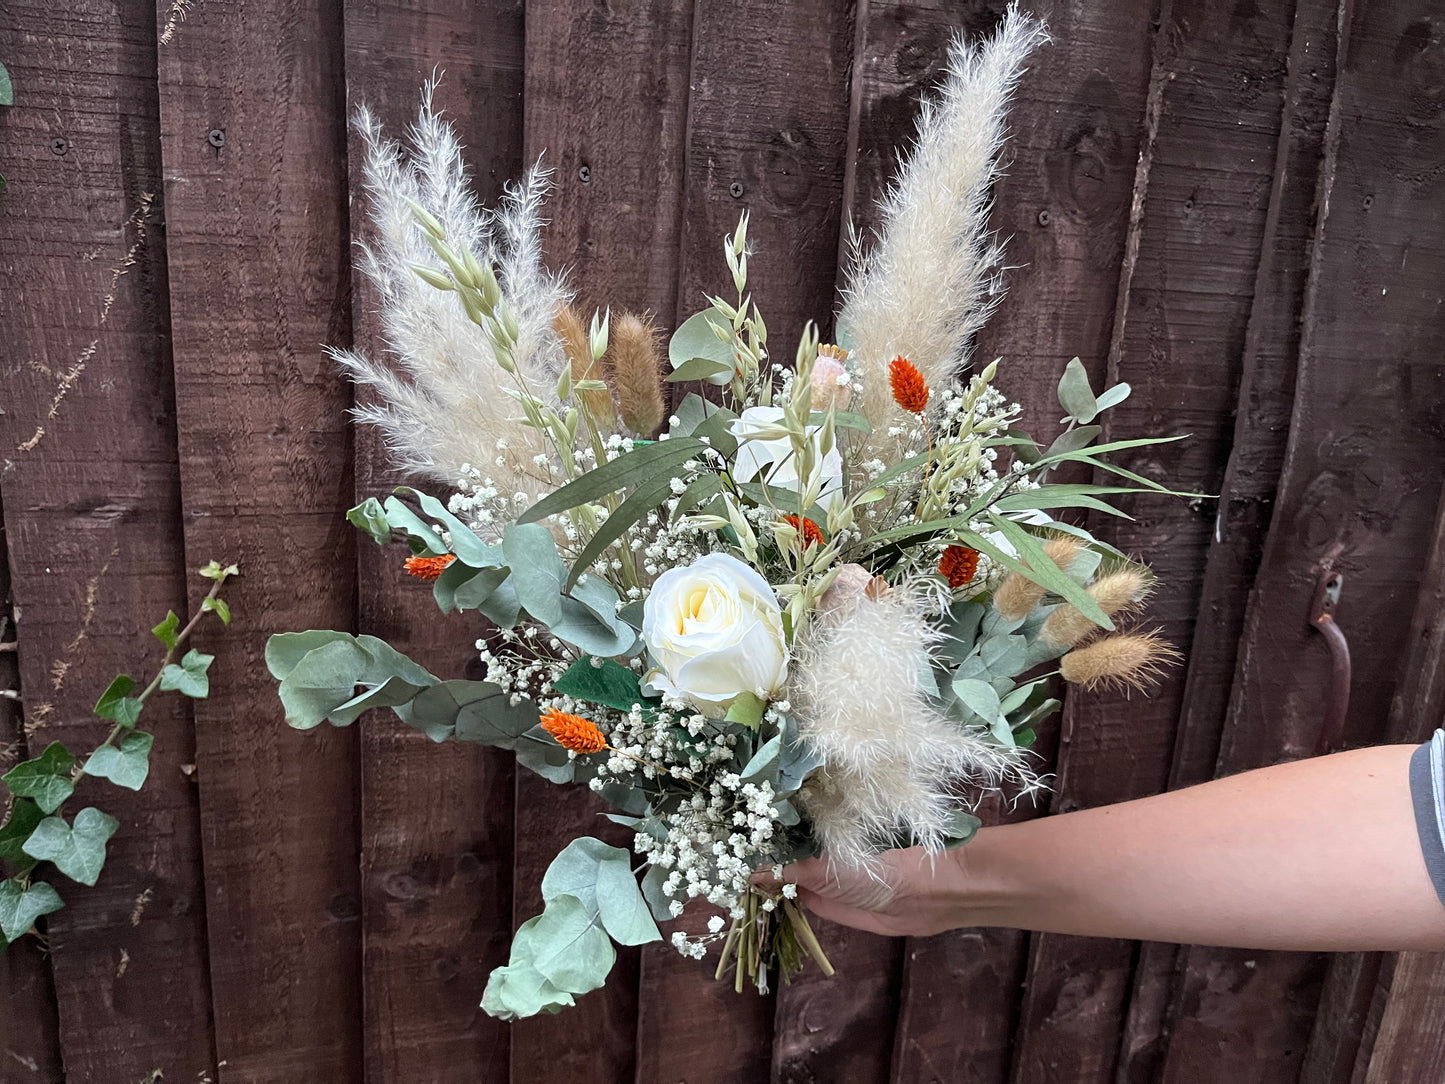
729;405;845;517
641;553;789;716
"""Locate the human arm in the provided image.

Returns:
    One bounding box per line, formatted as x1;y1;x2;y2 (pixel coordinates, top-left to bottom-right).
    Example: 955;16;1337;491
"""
783;744;1445;951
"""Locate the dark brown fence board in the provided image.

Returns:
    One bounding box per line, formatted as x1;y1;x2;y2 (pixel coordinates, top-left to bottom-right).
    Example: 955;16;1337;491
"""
341;2;524;1079
1303;453;1445;1084
1360;952;1445;1083
0;1;217;1077
1117;0;1342;1076
510;6;698;1082
155;0;363;1076
1010;1;1306;1079
846;2;1157;1078
0;516;65;1082
1161;0;1445;1076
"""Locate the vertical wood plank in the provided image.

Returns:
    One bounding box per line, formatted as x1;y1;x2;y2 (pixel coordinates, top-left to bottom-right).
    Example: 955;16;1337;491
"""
1161;0;1445;1076
856;1;1157;1079
155;0;363;1075
514;4;694;1081
341;2;524;1079
0;517;65;1082
1116;0;1343;1076
1008;1;1307;1080
627;2;855;1080
1360;953;1445;1083
0;0;218;1076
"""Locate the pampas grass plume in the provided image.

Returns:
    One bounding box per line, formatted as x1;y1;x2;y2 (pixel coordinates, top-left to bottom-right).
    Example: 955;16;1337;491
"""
609;311;665;437
992;536;1081;620
1060;630;1181;693
1040;567;1152;646
555;303;614;426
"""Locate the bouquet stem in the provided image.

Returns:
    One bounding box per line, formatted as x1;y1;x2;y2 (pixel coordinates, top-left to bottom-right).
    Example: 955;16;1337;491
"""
714;885;834;994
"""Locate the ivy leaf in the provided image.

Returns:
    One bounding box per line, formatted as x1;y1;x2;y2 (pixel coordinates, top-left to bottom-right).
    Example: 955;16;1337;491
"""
0;63;12;108
201;597;231;625
197;560;239;581
152;611;181;650
93;674;143;727
83;732;154;791
160;649;214;699
0;879;64;944
553;658;654;714
0;798;44;867
22;808;119;887
1;742;76;814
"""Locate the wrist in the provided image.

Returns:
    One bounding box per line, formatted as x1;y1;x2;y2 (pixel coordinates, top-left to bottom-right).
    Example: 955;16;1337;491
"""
935;823;1043;931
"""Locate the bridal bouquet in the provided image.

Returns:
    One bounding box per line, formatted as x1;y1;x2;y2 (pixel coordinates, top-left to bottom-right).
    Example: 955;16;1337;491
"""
266;7;1181;1020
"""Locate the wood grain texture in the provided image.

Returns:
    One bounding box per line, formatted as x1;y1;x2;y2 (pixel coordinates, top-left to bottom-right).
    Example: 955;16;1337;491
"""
1116;0;1343;1077
1161;0;1445;1076
1360;952;1445;1083
341;2;524;1079
845;3;1157;1079
0;0;218;1077
155;0;362;1075
0;515;65;1082
510;5;698;1081
1010;1;1308;1079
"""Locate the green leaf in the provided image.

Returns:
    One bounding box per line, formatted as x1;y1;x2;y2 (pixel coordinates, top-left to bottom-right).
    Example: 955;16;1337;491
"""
666;356;735;383
0;63;13;108
271;634;438;730
380;496;449;556
668;310;735;386
979;634;1029;679
160;649;214;699
22;808;119;887
560;473;678;593
595;852;661;946
1057;357;1098;423
0;799;44;868
981;514;1113;630
941;810;983;850
347;497;392;545
953;678;1003;725
324;676;432;727
1094;382;1132;412
93;675;143;727
807;410;873;433
433;559;510;614
482;963;576;1020
549;597;639;658
0;879;63;944
197;560;239;581
201;596;232;625
394;487;500;568
152;610;180;650
724;690;765;730
452;686;543;748
518;437;708;524
502;523;567;626
553;658;653;714
516;892;616;992
1045;424;1102;457
2;743;76;814
83;731;154;791
264;630;354;679
740;734;780;785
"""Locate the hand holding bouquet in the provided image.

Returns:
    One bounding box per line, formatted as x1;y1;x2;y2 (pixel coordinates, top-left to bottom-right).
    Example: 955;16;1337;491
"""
266;6;1184;1020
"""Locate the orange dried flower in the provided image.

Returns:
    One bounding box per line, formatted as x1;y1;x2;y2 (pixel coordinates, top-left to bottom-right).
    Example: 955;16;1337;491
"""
889;355;930;414
539;708;608;754
938;545;980;588
783;514;823;547
404;553;456;581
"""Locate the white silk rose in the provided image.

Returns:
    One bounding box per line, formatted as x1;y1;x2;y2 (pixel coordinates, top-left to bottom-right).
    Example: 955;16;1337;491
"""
728;406;845;516
641;552;789;715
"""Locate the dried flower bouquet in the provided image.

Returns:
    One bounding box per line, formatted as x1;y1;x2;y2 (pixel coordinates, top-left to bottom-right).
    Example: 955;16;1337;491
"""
266;6;1186;1020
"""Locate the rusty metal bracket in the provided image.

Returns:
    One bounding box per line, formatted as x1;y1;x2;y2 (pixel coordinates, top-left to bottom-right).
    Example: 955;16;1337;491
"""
1309;568;1351;755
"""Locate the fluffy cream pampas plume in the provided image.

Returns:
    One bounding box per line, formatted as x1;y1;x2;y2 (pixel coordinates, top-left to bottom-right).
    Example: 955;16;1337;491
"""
838;6;1049;461
790;576;1035;868
331;81;570;494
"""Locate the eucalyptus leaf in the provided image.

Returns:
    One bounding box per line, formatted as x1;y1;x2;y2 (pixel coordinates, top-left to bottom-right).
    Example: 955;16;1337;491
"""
454;687;543;749
668;310;735;386
394;487;499;568
347;497;392;545
481;962;575;1020
595;852;661;946
667;356;735;383
0;63;13;109
514;892;616;993
502;522;567;625
1057;357;1098;423
1094;382;1132;412
952;678;1003;726
264;630;355;679
380;496;448;556
740;734;780;785
941;810;983;850
2;743;76;814
325;676;431;727
514;729;577;783
22;808;119;887
640;863;673;922
83;731;154;791
1045;424;1102;457
540;837;620;914
0;879;63;944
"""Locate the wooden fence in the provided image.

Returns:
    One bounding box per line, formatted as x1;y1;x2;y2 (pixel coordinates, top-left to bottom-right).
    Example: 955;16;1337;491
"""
2;0;1444;1080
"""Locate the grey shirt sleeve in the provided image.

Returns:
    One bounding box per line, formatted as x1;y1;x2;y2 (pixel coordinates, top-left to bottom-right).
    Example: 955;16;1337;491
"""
1408;730;1445;910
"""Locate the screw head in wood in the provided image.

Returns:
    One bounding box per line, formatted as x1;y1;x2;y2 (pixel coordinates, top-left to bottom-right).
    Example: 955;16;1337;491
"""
208;129;226;149
1036;208;1051;226
729;182;744;199
50;137;69;156
577;164;591;183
